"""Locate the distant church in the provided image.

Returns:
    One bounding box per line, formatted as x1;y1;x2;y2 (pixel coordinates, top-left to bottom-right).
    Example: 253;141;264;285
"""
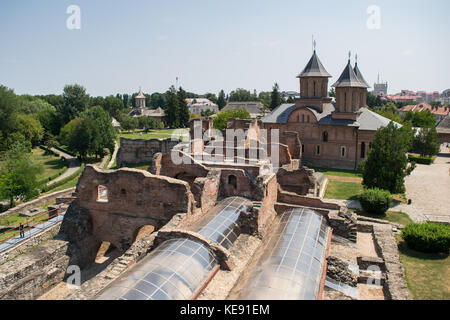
261;50;398;170
129;87;165;123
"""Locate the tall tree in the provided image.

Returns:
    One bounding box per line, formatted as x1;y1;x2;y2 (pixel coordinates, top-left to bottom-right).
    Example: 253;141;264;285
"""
178;87;190;128
103;95;124;118
59;84;89;124
217;90;226;110
229;88;254;102
59;118;99;160
212;109;251;130
0;142;43;207
0;85;19;137
81;106;117;155
164;86;179;128
412;127;440;157
15;114;44;147
362;122;414;194
270;83;282;111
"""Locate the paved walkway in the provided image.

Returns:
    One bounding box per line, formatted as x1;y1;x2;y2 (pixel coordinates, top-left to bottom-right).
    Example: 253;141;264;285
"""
0;213;65;253
47;148;81;186
391;145;450;223
106;141;119;169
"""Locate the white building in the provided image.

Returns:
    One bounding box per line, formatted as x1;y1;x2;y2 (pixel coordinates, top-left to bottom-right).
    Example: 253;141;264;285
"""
186;98;219;114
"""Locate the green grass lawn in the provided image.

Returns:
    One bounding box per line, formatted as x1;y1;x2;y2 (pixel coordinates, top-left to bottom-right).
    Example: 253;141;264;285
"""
397;238;450;300
310;167;362;178
119;128;188;143
356;210;413;226
31;148;68;183
324;180;364;200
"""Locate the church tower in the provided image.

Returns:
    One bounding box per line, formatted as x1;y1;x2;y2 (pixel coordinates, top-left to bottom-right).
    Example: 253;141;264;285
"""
331;54;369;121
135;87;146;109
296;49;332;112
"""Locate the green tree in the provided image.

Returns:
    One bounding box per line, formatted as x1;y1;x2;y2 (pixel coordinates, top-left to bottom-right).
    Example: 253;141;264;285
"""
374;102;403;124
15;114;44;147
37;107;62;136
149;92;166;109
59;118;99;160
329;88;336;98
258;91;271;108
217;90;226;110
81;106;117;156
412;127;440;157
165;86;179;128
404;110;436;128
204;93;218;104
229;88;254;102
362;122;414;194
118;115;139;132
212;109;251;130
270;83;282;110
178;87;190;128
0;85;19;138
366;92;384;108
103;95;124;118
59;84;90;124
0;142;43;207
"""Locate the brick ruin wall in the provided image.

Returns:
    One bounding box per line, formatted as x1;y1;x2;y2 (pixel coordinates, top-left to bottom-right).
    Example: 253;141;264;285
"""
60;165;196;268
116;138;180;168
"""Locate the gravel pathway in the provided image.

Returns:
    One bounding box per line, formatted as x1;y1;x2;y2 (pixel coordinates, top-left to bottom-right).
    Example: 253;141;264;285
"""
46;148;81;186
391;145;450;223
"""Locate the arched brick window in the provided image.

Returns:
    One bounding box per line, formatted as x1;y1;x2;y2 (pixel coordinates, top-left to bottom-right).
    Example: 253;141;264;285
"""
361;142;366;159
97;185;108;202
228;175;237;189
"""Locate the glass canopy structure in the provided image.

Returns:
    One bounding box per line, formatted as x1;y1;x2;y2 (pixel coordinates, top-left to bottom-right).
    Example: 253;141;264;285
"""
96;197;250;300
236;208;331;300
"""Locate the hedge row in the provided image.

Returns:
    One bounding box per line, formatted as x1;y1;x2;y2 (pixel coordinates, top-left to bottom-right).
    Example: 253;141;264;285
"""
40;164;85;194
402;222;450;253
408;155;435;165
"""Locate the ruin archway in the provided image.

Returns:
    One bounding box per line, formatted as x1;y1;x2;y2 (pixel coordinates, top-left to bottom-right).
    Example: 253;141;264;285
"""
133;225;156;243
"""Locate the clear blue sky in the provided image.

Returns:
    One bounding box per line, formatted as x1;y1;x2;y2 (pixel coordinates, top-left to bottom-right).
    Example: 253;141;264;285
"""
0;0;449;97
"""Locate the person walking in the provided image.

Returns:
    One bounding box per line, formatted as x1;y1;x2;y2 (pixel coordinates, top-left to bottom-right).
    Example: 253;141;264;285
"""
19;223;25;239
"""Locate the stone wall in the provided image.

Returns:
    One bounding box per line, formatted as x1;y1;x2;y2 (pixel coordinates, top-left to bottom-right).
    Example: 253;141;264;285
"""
60;165;195;268
116;138;180;167
276;161;318;196
0;239;70;300
0;188;75;219
0;221;62;265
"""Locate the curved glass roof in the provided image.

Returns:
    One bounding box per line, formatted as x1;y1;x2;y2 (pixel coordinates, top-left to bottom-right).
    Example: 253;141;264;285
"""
96;197;250;300
236;208;331;300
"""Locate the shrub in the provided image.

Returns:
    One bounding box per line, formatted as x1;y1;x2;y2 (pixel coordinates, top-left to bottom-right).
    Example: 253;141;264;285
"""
408;155;435;165
402;222;450;253
359;188;392;215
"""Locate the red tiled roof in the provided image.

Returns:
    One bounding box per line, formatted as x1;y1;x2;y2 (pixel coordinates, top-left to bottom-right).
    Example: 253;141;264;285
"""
400;103;450;116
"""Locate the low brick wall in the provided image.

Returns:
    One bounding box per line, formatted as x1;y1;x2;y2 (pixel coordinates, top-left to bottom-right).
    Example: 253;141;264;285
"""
0;221;63;265
0;188;76;219
0;239;70;300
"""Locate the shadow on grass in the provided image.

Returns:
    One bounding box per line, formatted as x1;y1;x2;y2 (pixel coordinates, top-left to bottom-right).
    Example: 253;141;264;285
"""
397;239;449;261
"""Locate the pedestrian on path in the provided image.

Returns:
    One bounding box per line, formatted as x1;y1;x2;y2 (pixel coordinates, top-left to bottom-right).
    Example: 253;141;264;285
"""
19;223;25;238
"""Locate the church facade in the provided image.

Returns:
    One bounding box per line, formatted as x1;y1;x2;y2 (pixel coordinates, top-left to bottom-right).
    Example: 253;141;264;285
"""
261;50;397;170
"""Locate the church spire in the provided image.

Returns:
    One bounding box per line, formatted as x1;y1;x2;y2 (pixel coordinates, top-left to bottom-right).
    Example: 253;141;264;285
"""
297;50;331;78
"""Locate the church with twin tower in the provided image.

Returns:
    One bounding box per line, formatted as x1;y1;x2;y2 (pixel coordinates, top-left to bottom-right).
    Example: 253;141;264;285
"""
261;49;397;170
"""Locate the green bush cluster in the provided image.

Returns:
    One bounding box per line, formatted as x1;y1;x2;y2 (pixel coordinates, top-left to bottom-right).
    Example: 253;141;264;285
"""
402;222;450;253
359;188;393;215
408;155;435;165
